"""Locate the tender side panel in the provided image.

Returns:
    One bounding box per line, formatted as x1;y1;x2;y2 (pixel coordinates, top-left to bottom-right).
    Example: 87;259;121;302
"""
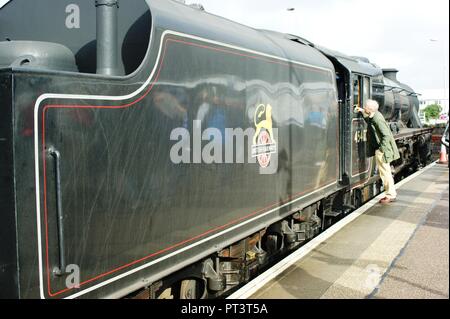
37;34;338;298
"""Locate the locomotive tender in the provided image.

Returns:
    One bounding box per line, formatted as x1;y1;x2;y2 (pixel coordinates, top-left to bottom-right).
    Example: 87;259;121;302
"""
0;0;432;298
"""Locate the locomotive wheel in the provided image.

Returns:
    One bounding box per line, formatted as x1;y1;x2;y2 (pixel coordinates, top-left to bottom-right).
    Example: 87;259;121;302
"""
181;279;208;299
156;279;205;299
180;279;198;299
263;233;283;254
353;190;362;208
156;287;174;299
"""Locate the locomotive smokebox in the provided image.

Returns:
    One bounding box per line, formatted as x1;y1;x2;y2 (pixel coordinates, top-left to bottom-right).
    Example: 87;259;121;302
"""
96;0;120;76
383;68;399;82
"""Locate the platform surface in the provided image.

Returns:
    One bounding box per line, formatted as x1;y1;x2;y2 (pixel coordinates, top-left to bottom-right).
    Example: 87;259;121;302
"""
249;164;449;299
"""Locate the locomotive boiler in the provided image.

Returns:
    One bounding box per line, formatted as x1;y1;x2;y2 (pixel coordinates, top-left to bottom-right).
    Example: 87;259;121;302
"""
0;0;431;299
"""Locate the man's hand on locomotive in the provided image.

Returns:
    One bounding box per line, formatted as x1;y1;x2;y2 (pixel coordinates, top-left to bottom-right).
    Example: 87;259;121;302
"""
354;106;369;115
354;106;373;119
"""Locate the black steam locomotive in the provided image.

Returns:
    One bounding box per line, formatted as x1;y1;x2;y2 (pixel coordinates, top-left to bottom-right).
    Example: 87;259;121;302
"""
0;0;432;299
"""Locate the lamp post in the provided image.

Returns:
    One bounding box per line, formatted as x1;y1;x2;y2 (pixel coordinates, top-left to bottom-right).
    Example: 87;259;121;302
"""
285;7;296;34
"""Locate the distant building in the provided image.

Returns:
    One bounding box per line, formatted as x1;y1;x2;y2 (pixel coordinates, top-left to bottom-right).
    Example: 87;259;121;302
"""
418;89;449;125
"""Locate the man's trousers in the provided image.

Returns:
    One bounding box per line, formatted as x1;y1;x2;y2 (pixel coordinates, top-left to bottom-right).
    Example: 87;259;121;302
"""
375;149;397;199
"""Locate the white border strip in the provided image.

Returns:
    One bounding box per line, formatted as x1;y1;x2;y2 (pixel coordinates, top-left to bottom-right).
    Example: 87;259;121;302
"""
33;30;336;299
227;162;438;299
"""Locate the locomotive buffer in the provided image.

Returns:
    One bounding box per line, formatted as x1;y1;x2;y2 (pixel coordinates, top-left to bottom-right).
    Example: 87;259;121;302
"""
229;162;449;299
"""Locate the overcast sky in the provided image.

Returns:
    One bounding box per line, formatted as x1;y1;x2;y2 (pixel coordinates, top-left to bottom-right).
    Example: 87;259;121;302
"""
194;0;449;95
1;0;448;95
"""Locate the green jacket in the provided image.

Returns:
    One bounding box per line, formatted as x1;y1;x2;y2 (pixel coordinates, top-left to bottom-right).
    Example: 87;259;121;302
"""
363;111;400;163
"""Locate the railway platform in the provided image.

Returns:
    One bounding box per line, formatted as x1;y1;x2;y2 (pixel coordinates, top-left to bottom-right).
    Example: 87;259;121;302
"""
229;162;449;299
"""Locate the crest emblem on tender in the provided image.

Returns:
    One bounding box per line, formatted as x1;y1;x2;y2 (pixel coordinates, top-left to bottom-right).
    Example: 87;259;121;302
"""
252;104;277;168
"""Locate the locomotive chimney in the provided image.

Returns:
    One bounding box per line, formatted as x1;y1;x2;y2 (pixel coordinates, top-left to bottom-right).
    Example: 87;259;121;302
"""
382;68;399;82
95;0;120;76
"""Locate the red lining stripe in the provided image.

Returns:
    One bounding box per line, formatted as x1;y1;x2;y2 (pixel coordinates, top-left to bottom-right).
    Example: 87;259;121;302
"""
168;38;331;74
40;36;338;297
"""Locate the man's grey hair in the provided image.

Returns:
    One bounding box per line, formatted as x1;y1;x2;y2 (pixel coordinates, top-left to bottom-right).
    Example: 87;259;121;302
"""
365;99;379;113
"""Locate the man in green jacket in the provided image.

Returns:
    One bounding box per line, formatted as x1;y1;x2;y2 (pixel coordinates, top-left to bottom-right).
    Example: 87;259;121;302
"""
356;99;400;204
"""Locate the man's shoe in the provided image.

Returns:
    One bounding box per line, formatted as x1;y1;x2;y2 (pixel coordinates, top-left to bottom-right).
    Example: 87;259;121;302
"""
379;197;396;204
